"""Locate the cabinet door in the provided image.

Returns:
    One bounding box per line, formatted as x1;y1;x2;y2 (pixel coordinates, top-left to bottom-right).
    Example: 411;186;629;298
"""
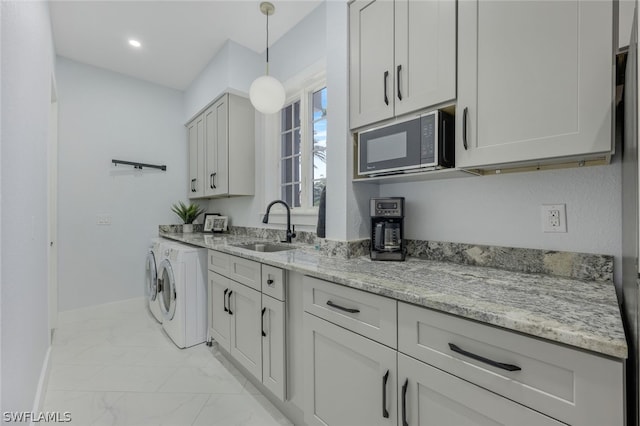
262;295;286;401
349;0;395;129
208;271;231;352
228;280;262;381
394;0;456;117
456;0;612;168
398;353;564;426
304;313;397;426
187;114;204;198
204;96;229;197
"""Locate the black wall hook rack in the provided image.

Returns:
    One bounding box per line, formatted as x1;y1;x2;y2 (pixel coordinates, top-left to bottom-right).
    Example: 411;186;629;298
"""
112;159;167;171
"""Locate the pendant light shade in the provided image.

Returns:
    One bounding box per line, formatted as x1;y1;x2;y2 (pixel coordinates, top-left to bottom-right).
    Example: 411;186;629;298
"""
250;2;285;114
250;75;285;114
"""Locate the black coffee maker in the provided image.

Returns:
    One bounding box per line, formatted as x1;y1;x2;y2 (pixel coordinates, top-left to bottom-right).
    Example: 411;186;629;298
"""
370;197;406;261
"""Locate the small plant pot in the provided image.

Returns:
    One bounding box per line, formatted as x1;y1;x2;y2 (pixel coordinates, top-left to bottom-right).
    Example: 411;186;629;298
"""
182;224;193;233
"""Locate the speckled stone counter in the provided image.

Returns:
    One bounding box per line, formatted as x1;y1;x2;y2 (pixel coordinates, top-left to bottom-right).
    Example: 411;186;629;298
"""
160;231;627;359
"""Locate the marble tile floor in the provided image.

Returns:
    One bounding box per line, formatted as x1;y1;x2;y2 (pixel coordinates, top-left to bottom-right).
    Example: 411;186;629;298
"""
44;298;293;426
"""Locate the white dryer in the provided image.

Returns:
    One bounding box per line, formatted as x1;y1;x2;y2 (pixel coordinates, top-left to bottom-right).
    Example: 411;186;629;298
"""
157;241;207;348
145;238;166;323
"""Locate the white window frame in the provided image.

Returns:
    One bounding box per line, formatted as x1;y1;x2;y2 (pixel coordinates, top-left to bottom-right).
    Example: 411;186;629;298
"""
262;70;326;227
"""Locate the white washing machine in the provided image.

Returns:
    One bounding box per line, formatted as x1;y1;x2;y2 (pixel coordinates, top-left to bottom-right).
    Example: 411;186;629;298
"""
157;241;207;348
145;238;166;323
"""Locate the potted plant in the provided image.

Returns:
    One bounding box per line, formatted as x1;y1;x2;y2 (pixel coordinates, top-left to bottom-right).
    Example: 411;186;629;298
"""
171;201;205;233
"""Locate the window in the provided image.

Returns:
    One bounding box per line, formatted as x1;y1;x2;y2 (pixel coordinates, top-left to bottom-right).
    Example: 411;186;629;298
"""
311;87;327;207
279;85;327;210
280;101;301;207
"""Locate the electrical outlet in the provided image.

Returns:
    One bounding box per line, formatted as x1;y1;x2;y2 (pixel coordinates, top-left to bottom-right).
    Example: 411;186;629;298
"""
96;215;112;225
541;204;567;233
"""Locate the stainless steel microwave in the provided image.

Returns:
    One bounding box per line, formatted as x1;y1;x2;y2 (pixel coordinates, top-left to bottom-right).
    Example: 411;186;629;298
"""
357;110;454;176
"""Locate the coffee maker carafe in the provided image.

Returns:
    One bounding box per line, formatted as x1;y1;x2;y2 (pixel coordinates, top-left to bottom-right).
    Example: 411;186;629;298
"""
370;197;405;261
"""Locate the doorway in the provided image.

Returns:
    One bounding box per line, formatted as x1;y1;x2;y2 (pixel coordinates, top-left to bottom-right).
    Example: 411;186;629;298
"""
48;76;58;338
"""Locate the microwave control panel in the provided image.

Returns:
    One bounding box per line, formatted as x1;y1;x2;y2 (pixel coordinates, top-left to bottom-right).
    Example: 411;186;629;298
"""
420;113;436;163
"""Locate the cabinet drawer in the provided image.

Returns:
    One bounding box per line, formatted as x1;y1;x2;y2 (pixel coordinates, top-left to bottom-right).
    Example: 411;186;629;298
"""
398;302;623;426
398;353;564;426
208;250;230;274
303;276;397;348
262;265;286;301
227;255;261;291
208;251;261;291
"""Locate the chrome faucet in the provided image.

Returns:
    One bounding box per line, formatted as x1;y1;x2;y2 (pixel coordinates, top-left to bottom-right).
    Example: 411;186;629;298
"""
262;200;296;243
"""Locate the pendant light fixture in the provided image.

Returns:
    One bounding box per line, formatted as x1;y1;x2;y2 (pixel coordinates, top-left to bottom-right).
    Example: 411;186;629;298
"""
249;2;286;114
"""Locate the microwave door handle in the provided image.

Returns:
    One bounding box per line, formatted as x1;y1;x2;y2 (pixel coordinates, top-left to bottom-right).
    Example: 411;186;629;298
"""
441;115;451;166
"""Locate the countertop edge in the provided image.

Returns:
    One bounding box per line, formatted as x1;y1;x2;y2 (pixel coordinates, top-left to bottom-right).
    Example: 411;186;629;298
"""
159;232;628;360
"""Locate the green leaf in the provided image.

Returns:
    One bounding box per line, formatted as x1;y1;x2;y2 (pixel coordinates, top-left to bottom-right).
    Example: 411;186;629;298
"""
170;201;204;224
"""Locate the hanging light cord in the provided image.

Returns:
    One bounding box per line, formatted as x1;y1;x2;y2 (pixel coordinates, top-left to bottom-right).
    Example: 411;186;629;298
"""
265;9;270;75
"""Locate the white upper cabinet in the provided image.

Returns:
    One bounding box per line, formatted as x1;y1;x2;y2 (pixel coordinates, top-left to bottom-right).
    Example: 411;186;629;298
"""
393;0;456;117
456;0;614;169
187;93;255;199
349;0;456;130
350;0;395;128
187;114;204;197
204;98;229;197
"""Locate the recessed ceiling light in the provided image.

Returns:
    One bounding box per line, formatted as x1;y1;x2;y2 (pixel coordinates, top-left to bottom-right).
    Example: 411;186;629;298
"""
128;39;141;48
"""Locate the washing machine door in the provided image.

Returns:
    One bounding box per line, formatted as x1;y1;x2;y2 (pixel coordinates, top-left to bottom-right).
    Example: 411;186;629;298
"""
145;251;158;302
158;259;176;321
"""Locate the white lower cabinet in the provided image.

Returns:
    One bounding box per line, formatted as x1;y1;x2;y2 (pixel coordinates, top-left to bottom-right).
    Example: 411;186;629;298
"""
208;271;231;351
262;294;286;401
301;278;624;426
207;251;287;402
304;312;397;426
398;353;564;426
398;301;623;426
228;278;262;380
209;270;261;379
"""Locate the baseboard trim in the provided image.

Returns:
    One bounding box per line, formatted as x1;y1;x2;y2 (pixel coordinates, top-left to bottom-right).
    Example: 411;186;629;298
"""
30;345;52;426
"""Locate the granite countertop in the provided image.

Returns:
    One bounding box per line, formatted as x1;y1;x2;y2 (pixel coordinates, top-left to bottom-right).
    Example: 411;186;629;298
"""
160;231;627;359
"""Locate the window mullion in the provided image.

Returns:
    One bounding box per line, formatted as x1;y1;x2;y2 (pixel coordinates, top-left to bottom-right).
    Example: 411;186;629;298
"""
299;88;309;209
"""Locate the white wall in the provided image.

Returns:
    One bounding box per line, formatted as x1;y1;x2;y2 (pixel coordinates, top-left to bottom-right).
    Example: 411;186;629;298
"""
56;57;186;311
324;0;379;241
1;0;55;413
380;163;623;284
192;0;622;289
203;2;329;229
380;165;621;254
269;1;327;83
183;40;263;123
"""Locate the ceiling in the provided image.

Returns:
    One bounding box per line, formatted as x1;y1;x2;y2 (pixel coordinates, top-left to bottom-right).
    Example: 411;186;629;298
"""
50;0;323;90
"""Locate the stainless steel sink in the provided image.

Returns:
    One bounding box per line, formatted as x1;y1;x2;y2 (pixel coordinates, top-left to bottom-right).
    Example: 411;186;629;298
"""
234;242;296;253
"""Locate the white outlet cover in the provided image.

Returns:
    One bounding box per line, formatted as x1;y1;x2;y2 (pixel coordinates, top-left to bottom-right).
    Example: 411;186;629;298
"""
96;215;112;225
541;204;567;233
